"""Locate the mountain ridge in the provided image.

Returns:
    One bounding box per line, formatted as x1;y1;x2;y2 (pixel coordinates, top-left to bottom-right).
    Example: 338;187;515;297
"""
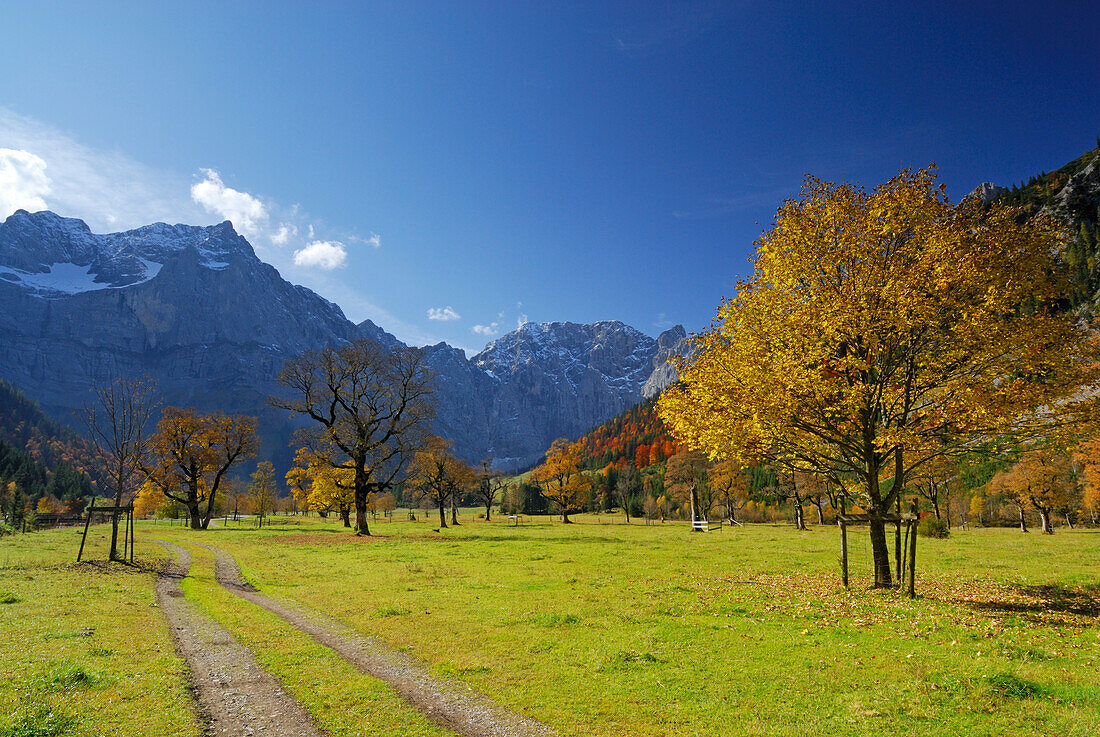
0;210;687;470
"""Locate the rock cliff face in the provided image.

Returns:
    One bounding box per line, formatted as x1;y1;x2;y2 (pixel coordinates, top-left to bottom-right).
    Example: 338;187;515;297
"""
0;210;685;471
471;322;688;469
0;210;363;471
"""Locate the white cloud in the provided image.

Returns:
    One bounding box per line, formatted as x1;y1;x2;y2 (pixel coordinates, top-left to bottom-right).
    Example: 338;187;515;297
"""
472;322;499;336
0;108;205;230
427;306;461;321
293;240;347;270
517;314;529;329
0;109;432;341
0;148;51;218
654;312;675;330
190;168;269;238
270;222;297;245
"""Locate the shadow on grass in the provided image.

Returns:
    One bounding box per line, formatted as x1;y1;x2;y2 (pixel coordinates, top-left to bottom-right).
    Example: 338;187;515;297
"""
968;583;1100;620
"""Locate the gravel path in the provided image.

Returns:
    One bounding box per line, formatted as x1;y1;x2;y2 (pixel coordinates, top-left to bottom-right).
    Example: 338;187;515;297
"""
152;540;327;737
195;542;559;737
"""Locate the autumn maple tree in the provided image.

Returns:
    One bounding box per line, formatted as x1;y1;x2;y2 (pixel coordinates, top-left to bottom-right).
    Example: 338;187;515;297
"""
660;168;1099;586
989;449;1075;534
286;446;355;526
664;449;711;526
532;438;588;523
1073;436;1100;525
273;339;434;536
409;436;473;529
138;407;258;529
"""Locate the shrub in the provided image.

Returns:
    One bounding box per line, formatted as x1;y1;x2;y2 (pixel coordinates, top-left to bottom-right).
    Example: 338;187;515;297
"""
917;516;950;538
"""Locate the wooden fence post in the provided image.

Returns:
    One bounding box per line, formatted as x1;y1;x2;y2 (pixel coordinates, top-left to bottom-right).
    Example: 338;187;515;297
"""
129;503;135;564
77;496;96;562
841;521;849;588
895;496;902;585
908;519;917;598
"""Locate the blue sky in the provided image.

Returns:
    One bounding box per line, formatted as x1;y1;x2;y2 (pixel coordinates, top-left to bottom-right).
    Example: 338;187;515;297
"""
1;2;1097;352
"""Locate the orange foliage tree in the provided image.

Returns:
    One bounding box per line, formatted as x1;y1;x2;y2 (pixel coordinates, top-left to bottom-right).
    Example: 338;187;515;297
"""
1073;437;1100;525
409;436;474;529
138;408;258;529
989;450;1075;533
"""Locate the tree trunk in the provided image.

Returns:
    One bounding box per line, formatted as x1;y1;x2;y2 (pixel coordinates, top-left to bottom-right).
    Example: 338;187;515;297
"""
188;502;203;530
451;496;459;526
438;502;448;529
868;518;893;588
812;498;825;525
485;503;492;522
1038;506;1053;534
354;488;370;536
109;512;123;560
689;484;700;529
895;495;902;583
793;497;806;531
1064;511;1074;529
1018;505;1028;532
201;490;217;530
339;506;350;527
561;508;572;523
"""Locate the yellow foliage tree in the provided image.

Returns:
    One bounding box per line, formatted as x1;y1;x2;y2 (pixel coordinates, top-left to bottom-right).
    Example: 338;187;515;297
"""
659;168;1099;586
36;495;61;515
133;482;168;518
286;446;355;526
249;461;277;528
709;458;750;525
531;438;588;523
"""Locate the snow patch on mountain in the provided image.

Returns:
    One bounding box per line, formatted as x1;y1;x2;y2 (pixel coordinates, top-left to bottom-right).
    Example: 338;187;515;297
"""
0;210;254;294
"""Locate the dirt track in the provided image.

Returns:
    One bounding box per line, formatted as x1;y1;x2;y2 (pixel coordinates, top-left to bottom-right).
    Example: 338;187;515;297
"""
153;540;326;737
194;541;559;737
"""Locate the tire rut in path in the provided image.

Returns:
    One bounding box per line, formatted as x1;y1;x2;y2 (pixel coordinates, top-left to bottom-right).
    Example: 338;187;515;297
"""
152;540;327;737
195;542;559;737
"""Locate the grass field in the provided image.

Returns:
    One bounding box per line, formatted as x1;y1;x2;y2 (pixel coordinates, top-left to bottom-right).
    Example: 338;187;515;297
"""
3;513;1099;736
0;524;198;737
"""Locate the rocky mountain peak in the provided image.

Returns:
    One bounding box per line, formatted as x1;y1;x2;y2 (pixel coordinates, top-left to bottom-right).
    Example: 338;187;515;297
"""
0;211;690;471
962;182;1008;205
0;211;261;296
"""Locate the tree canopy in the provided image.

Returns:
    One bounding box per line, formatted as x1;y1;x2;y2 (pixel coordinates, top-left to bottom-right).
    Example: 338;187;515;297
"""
138;407;258;530
274;339;435;536
659;167;1100;585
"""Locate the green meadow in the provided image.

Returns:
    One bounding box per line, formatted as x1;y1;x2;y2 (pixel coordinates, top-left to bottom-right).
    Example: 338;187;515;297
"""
3;514;1098;736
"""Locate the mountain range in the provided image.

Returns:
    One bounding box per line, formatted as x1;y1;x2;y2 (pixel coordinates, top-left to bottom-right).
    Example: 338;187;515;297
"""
0;209;688;471
6;145;1094;477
